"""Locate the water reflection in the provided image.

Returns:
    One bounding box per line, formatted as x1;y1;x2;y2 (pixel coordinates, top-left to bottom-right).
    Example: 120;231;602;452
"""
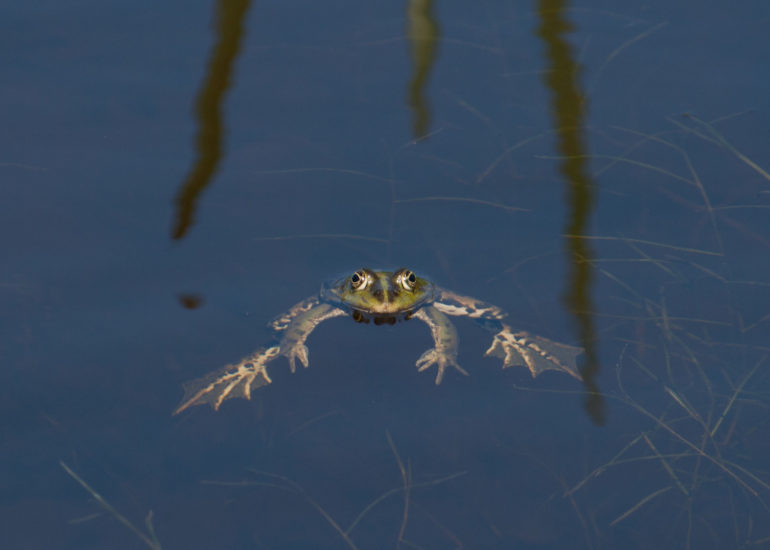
172;0;252;240
405;0;440;140
535;0;605;425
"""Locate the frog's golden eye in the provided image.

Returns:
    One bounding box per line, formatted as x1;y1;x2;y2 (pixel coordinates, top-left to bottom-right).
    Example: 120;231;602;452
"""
351;270;369;290
398;269;417;291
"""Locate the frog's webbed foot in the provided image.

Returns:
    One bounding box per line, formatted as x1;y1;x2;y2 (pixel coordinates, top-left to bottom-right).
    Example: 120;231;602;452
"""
278;304;346;373
415;347;468;384
173;346;280;414
413;307;466;384
485;325;583;380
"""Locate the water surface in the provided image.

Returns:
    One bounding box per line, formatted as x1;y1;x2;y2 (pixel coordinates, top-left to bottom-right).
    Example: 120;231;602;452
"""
2;1;769;548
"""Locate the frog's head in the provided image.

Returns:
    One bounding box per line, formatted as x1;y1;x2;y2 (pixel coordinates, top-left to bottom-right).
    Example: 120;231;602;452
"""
323;268;436;323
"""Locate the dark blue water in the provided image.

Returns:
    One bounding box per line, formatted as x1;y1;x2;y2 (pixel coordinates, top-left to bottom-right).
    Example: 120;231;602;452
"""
3;1;769;548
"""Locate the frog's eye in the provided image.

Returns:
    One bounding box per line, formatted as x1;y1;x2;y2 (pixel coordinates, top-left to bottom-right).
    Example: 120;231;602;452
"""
399;269;417;291
351;270;369;290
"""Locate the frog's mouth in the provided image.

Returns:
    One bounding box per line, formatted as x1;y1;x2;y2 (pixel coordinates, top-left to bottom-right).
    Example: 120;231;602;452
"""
350;309;414;325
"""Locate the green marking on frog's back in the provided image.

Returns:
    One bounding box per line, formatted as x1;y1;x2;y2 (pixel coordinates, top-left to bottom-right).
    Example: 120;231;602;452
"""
174;268;583;414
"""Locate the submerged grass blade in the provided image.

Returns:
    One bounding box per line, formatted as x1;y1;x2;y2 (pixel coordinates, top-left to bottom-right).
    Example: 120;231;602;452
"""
60;461;162;550
254;167;395;183
253;233;388;243
394;196;528;212
238;470;359;549
624;399;759;496
539;153;694;185
609;486;673;526
563;234;722;256
642;434;689;496
675;114;770;182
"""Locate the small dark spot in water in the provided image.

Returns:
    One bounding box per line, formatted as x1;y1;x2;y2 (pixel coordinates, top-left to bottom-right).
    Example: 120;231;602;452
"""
178;293;203;309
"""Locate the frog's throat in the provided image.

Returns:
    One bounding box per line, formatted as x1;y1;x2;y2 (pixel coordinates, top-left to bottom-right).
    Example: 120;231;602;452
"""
349;309;415;325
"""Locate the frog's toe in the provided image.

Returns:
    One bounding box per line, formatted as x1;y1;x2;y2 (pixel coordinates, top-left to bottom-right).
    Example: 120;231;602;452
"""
285;343;310;373
484;334;516;367
415;348;468;384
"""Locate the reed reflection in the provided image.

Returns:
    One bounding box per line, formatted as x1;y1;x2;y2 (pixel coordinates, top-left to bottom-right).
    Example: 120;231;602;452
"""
535;0;605;425
172;0;252;240
406;0;440;140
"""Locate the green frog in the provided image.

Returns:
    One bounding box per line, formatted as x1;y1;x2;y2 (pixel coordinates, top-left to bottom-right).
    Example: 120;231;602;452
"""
174;268;582;414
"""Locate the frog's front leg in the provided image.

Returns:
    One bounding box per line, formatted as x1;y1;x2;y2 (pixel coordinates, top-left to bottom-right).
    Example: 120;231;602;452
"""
485;324;583;380
433;289;506;320
269;296;323;332
413;306;468;384
279;303;347;372
173;346;281;414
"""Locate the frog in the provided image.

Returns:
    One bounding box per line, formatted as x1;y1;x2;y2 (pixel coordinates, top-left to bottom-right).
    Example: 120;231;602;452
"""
173;268;583;414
